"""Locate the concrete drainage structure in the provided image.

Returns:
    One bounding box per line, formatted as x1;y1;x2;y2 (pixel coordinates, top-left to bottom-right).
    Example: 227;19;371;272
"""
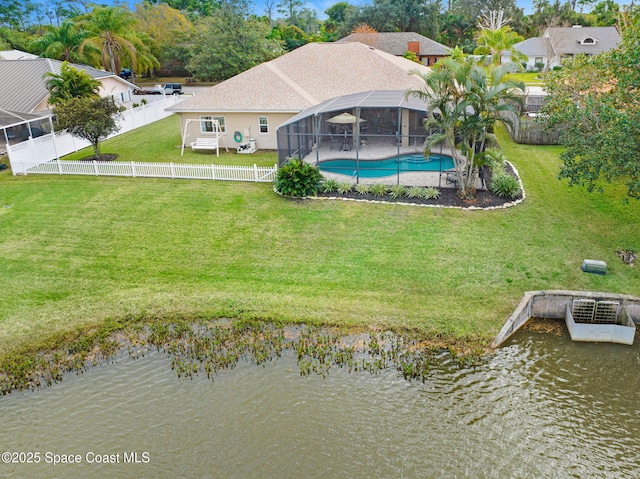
492;290;640;348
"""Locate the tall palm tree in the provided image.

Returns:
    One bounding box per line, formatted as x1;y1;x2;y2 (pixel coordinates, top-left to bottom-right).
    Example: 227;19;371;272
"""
474;25;526;65
78;6;158;75
32;19;88;62
406;56;525;199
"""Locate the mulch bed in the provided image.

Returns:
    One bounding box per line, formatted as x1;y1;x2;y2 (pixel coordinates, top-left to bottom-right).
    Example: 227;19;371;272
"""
78;154;119;162
315;164;522;209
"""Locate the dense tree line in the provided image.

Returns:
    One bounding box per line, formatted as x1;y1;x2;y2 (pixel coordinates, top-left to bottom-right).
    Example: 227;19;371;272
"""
0;0;630;82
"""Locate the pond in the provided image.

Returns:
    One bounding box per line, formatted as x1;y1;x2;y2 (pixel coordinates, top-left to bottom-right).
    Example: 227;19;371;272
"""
1;328;639;478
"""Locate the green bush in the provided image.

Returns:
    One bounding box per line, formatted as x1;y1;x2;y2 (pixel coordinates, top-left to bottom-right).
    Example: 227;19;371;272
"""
406;186;425;198
490;173;521;199
337;182;353;194
370;184;388;197
389;185;407;199
355;183;371;195
422;187;440;199
483;148;506;175
322;179;339;193
275;159;323;197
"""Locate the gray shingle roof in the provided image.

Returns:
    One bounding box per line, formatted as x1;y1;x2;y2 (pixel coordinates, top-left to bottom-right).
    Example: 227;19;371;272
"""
337;32;451;56
280;90;429;128
0;58;130;113
512;37;552;57
168;42;433;114
545;26;621;55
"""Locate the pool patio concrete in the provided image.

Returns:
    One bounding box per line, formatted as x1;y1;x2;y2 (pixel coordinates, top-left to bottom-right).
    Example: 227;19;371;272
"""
302;139;481;189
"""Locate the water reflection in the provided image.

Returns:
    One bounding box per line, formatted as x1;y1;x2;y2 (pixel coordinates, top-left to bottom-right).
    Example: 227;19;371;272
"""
1;329;638;478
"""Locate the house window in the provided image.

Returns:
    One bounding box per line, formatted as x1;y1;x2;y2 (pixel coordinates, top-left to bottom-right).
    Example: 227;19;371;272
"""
580;37;596;45
258;116;268;134
200;116;225;133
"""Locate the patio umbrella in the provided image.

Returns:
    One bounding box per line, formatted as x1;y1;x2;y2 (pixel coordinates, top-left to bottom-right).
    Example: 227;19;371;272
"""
327;112;362;124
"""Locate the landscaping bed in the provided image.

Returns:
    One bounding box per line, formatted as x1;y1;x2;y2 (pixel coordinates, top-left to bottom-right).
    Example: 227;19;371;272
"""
316;185;518;208
315;163;522;209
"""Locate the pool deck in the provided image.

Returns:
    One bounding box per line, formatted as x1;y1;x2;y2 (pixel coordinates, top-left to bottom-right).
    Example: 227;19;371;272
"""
302;142;480;189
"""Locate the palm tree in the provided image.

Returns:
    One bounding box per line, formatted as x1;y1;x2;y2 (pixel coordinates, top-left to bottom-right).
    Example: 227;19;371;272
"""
32;19;88;62
78;6;158;75
474;25;527;66
406;56;525;199
45;61;101;106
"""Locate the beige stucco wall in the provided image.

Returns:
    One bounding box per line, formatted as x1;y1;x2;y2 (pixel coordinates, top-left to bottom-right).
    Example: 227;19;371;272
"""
177;111;297;150
35;77;134;112
98;77;134;107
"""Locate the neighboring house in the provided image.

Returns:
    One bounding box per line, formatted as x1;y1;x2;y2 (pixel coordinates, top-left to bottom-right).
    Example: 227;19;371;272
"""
337;32;451;66
504;26;622;71
0;58;137;117
0;49;38;60
167;42;433;150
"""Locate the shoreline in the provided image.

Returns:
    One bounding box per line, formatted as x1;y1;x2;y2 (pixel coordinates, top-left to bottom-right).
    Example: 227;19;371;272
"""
0;317;491;396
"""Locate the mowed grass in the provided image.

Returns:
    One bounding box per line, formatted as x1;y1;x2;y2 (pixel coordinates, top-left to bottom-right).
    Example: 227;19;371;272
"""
505;71;545;85
0;120;638;360
62;115;279;167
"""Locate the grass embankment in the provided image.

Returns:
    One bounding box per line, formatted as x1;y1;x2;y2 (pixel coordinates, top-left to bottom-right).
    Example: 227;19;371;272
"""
1;118;639;363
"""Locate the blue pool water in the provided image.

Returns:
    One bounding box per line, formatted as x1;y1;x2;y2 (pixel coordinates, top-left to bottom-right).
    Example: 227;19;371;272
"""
319;154;454;178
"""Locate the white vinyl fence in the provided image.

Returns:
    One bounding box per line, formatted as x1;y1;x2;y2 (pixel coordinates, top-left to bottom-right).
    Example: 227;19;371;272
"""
22;159;278;183
7;95;181;174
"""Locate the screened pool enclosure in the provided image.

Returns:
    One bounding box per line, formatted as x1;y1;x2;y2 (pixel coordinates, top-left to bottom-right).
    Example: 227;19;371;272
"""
276;90;456;186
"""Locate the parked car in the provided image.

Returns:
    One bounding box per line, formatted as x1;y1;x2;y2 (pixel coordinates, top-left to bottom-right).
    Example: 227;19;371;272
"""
120;68;132;79
133;85;164;95
163;83;183;95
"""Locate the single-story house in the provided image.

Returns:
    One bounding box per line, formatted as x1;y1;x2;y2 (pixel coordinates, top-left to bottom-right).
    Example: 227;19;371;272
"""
503;26;622;71
337;32;451;66
166;42;433;150
0;58;137;116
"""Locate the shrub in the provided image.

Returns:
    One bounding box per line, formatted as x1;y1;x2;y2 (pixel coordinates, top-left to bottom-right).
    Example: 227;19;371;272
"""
336;182;353;194
275;159;323;197
422;187;440;199
406;186;425;198
355;183;371;195
483;148;506;175
490;173;521;199
322;179;339;193
389;185;407;198
370;184;388;197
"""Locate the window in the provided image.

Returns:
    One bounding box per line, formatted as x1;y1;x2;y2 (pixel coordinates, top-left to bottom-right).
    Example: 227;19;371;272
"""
535;57;543;65
579;37;596;45
258;116;268;134
200;116;225;133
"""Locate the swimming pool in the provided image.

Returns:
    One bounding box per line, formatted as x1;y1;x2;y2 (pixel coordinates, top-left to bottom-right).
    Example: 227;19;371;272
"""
319;154;455;178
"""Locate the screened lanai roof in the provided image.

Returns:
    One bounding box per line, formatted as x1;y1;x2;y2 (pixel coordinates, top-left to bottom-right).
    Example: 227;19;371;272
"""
279;90;429;128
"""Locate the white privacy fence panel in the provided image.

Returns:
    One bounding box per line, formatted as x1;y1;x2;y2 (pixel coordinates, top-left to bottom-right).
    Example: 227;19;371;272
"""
23;159;278;183
7;96;181;174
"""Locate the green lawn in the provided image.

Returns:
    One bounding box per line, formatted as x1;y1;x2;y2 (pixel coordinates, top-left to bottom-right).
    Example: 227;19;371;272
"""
1;118;638;361
505;72;545;86
62;115;279;167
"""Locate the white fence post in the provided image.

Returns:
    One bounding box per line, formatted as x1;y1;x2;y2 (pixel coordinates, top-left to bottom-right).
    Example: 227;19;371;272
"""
93;160;98;175
211;164;216;180
57;159;63;174
254;164;258;181
131;162;136;177
170;162;175;179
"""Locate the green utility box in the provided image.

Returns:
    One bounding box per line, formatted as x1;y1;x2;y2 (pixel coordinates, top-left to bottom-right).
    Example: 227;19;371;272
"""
582;259;607;275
